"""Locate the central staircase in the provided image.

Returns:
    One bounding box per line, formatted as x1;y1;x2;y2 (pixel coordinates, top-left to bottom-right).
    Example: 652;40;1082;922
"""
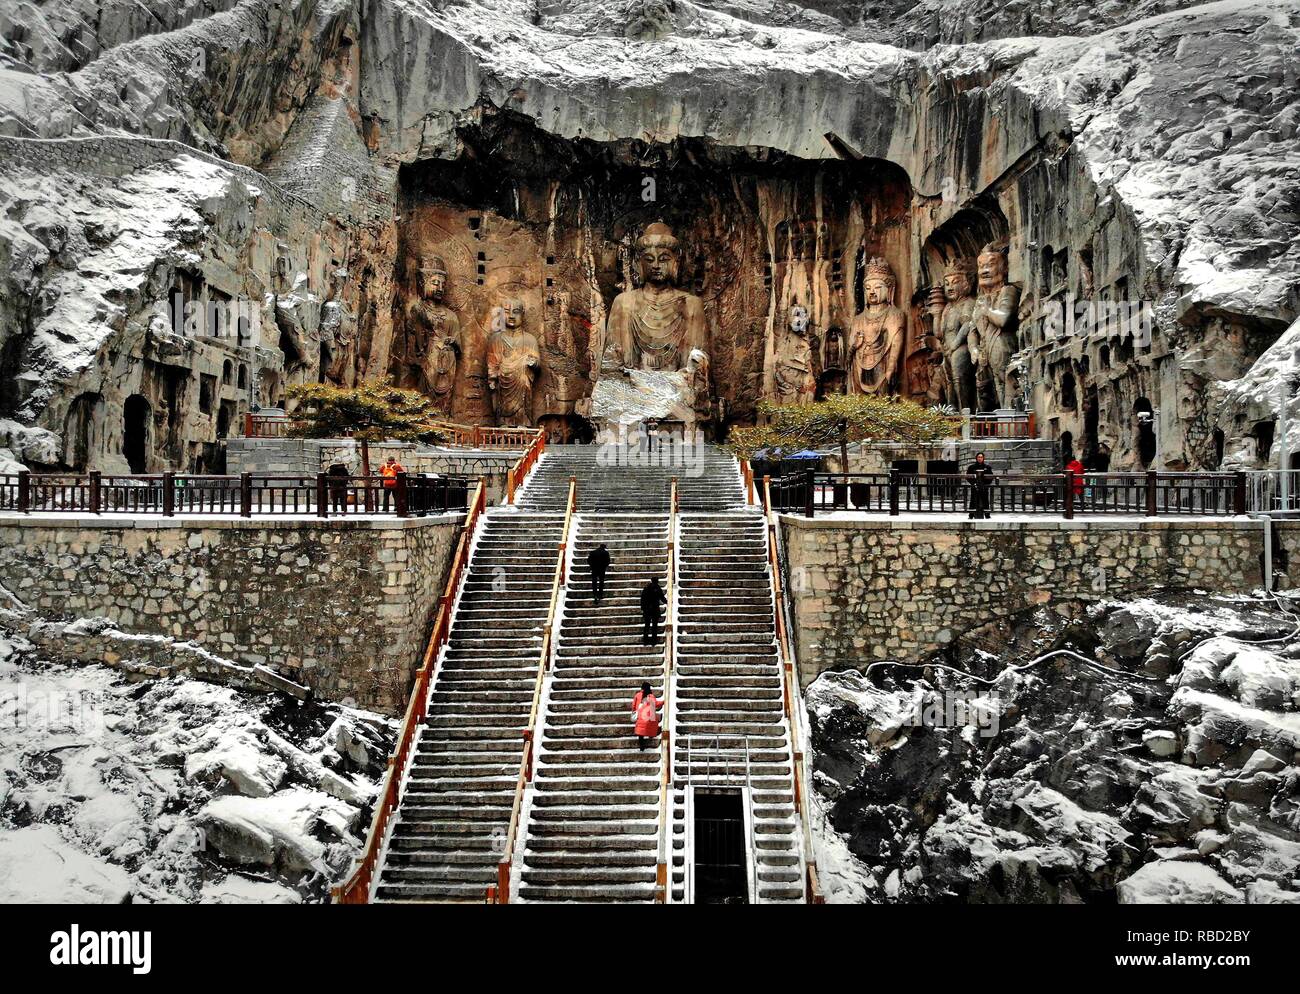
363;442;809;903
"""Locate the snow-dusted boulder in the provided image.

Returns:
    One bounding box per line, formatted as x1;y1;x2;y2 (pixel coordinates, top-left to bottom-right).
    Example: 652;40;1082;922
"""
1117;861;1244;905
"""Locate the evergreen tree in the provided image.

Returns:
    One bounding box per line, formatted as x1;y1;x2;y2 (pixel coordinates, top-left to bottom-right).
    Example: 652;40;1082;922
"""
285;382;443;478
728;395;961;481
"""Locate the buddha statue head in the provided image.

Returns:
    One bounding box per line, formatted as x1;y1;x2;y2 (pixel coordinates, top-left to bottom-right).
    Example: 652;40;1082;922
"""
418;256;449;302
977;243;1009;292
496;296;525;332
864;257;896;308
788;303;811;337
942;258;975;301
635;222;681;288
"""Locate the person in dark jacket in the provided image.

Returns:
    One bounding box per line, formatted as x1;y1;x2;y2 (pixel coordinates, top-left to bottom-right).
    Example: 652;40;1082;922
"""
587;543;610;602
640;577;667;645
966;451;995;519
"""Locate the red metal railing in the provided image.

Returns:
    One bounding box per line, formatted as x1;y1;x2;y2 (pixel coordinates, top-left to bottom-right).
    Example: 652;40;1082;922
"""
332;479;488;904
762;475;824;905
490;475;577;903
506;428;547;504
655;478;679;902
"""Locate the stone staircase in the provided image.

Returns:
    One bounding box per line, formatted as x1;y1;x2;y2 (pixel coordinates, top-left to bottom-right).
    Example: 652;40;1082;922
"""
670;514;804;903
517;514;670;902
372;511;564;901
369;441;805;903
517;443;744;513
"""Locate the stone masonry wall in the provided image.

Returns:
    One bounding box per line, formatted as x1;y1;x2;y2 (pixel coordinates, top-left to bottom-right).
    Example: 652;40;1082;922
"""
780;515;1267;685
0;513;463;713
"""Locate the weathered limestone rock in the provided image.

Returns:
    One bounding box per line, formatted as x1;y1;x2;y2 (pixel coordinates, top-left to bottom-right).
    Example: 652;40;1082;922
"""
0;0;1296;465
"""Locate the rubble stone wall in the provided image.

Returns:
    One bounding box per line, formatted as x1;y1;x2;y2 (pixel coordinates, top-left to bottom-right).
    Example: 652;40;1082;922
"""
0;512;464;712
781;515;1271;684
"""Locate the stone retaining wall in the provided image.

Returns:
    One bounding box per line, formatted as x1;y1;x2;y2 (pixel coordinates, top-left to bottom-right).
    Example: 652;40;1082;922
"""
0;513;463;713
780;514;1284;685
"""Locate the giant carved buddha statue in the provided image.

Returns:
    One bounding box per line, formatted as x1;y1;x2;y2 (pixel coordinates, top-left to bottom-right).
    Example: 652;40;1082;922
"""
602;222;708;375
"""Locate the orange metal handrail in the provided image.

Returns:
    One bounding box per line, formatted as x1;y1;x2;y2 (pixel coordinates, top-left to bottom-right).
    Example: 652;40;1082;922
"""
491;475;577;903
332;478;488;904
655;478;679;902
762;475;824;905
506;428;547;504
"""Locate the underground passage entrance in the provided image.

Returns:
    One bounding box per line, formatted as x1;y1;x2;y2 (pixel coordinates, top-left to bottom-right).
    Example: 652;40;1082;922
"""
692;789;750;904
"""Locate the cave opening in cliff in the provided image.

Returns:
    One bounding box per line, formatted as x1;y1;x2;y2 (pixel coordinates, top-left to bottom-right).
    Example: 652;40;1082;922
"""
123;394;151;474
63;391;103;470
392;111;919;431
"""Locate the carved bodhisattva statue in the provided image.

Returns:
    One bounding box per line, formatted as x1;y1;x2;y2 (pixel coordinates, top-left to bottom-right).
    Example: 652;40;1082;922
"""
486;297;542;426
847;257;906;396
604;222;708;373
773;304;817;406
968;243;1021;412
925;258;978;411
410;256;462;410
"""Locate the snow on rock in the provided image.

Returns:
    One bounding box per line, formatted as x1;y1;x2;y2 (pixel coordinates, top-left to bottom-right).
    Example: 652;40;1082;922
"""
0;823;133;903
810;591;1300;903
0;633;395;902
199;874;303;904
198;788;357;880
1117;861;1244;905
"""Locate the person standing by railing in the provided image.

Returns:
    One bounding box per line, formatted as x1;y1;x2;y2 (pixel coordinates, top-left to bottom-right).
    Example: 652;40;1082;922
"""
966;451;995;519
379;456;404;512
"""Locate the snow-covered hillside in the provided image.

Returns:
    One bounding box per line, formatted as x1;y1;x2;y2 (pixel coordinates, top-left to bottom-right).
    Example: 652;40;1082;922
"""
808;592;1300;904
0;624;394;903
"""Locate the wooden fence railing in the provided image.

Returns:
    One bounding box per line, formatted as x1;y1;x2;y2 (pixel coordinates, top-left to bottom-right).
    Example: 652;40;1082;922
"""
505;428;548;504
0;472;472;518
765;470;1247;518
762;475;824;905
332;478;488;904
655;478;679;903
966;411;1036;439
489;475;577;903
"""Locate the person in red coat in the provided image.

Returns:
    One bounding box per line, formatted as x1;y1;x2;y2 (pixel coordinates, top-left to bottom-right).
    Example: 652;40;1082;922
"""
631;681;662;751
1065;457;1085;497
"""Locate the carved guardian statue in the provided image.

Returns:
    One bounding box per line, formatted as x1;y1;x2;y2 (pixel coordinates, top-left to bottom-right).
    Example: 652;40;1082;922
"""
847;257;906;396
486;297;542;426
925;258;978;411
969;243;1021;411
410;256;462;411
772;304;817;406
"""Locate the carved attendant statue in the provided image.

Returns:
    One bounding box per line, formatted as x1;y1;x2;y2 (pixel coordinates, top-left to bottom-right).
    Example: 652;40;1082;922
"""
486;297;542;426
410;256;462;411
847;257;906;396
968;243;1021;411
773;303;817;406
925;258;978;411
604;222;708;374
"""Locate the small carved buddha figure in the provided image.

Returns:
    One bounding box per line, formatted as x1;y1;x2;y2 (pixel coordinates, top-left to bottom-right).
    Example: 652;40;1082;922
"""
411;256;462;409
925;258;978;411
968;243;1022;412
847;257;906;396
773;303;817;406
603;222;708;375
486;297;542;427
